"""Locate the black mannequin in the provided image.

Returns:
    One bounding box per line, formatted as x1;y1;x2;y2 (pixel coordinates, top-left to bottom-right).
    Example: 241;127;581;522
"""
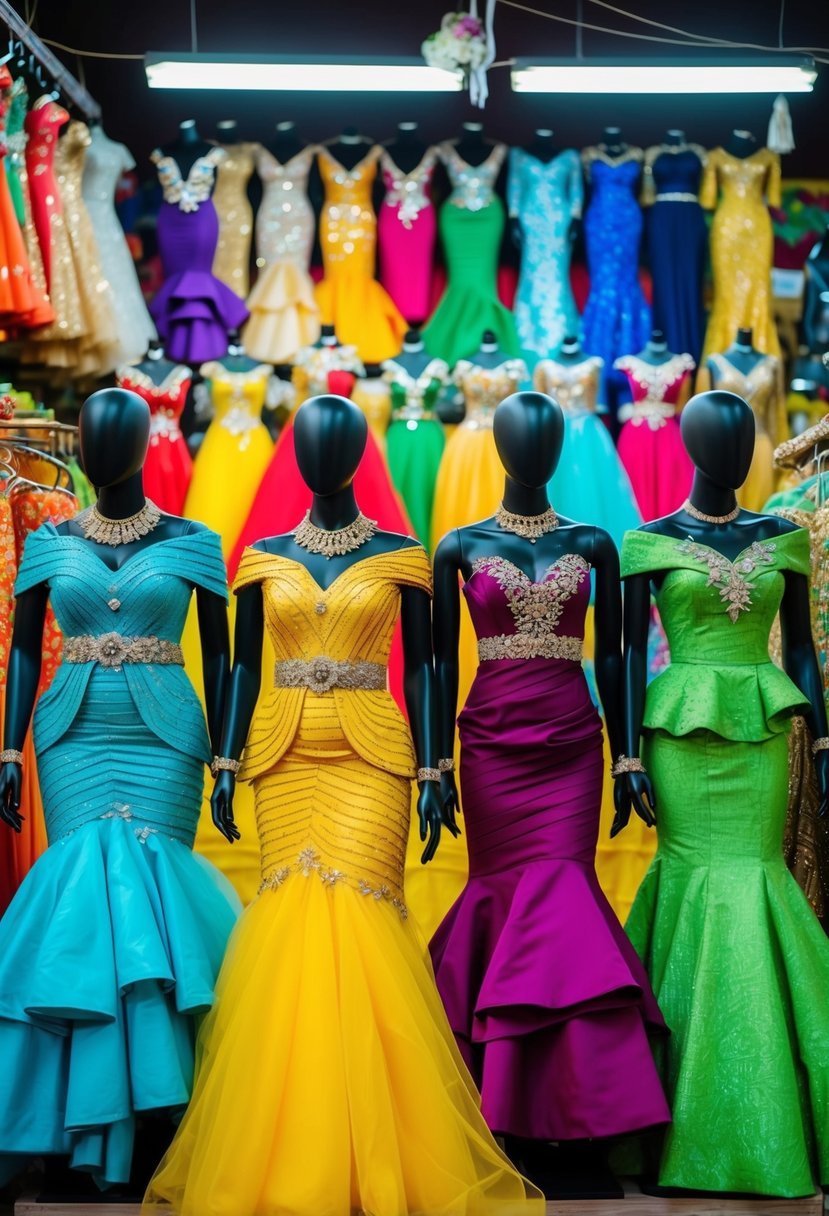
158;119;213;180
210;395;447;858
617;389;829;831
726;128;758;159
600;126;627;157
269;120;303;162
454;121;493;166
635;329;673;366
708;327;764;381
314;323;339;350
215;119;240;145
0;389;231;834
467;329;507;370
385;121;427;173
325;125;374;171
391;329;433;378
213;330;263;375
664;128;687;147
126;340;182;386
802;222;829;354
554;335;590;367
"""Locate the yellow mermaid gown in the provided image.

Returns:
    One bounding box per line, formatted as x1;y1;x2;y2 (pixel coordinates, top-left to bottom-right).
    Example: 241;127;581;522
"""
144;544;541;1216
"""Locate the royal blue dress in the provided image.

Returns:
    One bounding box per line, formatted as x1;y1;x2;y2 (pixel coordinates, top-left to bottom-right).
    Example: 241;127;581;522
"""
0;523;240;1189
581;148;651;407
645;144;707;365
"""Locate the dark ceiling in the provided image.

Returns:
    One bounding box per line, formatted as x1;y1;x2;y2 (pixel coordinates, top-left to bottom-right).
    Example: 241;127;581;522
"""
22;0;829;178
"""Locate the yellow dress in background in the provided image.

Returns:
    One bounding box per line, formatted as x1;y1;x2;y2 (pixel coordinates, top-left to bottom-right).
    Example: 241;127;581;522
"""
211;141;257;298
700;147;781;363
315;145;407;364
696;354;782;511
144;544;541;1216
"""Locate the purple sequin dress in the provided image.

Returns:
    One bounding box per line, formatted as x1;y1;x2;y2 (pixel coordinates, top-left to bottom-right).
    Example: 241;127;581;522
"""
150;147;248;363
430;551;671;1141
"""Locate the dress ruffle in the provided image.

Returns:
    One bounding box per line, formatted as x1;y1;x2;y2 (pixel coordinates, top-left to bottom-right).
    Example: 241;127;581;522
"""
643;661;808;741
424;286;521;368
243;260;320;364
151;271;249;364
0;819;239;1189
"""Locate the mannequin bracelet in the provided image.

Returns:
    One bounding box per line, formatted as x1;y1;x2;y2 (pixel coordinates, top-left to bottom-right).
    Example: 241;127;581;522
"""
417;767;441;783
611;755;646;778
438;758;455;774
812;737;829;756
211;756;241;777
0;749;23;766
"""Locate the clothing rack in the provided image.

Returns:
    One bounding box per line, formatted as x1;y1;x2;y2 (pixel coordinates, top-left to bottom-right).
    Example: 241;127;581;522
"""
0;416;78;457
0;0;100;120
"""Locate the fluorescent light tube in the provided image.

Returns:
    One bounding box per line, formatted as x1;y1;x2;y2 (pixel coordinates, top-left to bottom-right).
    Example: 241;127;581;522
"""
511;57;817;94
145;53;463;92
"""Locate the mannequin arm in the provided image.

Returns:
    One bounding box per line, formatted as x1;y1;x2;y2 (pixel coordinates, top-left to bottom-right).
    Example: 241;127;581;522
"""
433;530;463;832
780;569;829;814
196;586;231;754
617;570;657;831
0;584;48;830
401;581;449;863
209;583;264;842
591;529;633;832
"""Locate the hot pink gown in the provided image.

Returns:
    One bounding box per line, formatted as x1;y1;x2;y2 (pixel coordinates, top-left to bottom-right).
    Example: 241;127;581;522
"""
377;148;438;324
614;353;695;521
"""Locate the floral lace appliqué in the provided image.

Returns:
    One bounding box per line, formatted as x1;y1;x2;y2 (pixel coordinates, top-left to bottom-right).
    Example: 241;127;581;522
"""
676;538;777;622
472;553;591;635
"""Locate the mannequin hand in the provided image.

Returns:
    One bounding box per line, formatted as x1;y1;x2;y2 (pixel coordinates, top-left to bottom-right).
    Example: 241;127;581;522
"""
508;217;523;250
0;762;23;832
610;775;633;838
417;783;443;864
815;749;829;817
440;773;462;838
211;771;241;843
625;771;657;828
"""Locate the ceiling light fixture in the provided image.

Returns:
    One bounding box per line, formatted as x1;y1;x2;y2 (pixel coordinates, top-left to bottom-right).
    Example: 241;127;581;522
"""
511;55;817;94
145;53;463;92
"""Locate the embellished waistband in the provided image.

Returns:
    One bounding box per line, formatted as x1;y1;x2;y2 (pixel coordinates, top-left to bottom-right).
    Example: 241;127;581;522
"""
618;398;677;429
477;634;583;662
393;404;437;422
274;657;387;693
655;192;699;203
63;633;185;669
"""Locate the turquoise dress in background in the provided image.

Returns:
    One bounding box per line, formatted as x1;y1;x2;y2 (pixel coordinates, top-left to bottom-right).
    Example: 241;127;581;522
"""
507;147;583;359
0;523;239;1189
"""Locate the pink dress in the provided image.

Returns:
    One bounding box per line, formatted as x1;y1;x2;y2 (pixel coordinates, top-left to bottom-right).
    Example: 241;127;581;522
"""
377;148;437;324
614;353;695;521
117;364;194;515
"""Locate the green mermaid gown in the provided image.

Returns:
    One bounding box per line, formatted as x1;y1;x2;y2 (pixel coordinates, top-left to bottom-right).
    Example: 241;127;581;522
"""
381;356;449;548
621;526;829;1197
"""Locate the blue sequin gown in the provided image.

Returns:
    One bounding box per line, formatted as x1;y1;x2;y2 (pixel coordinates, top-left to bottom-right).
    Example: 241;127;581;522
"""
507;148;583;358
581;149;651;406
0;523;239;1190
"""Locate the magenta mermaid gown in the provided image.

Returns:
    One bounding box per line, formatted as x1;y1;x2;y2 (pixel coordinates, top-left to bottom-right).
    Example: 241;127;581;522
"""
430;552;671;1141
377;148;438;324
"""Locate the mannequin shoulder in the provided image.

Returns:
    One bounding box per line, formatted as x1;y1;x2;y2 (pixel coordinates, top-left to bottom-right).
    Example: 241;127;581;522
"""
372;531;423;557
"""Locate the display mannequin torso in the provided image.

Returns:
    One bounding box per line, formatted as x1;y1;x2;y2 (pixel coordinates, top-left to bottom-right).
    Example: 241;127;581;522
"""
384;122;427;174
158;120;216;184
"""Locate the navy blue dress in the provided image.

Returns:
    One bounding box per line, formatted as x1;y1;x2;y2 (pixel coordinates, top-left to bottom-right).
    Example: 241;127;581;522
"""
645;146;707;365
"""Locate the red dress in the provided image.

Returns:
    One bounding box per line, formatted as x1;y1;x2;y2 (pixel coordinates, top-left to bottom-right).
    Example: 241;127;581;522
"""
117;364;194;515
24;95;69;292
0;69;52;330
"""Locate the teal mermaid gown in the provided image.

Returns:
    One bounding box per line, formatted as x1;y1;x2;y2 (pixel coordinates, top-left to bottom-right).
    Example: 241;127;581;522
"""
621;526;829;1196
0;523;239;1189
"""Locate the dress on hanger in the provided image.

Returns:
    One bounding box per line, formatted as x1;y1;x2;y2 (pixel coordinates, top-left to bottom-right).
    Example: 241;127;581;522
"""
211;141;256;298
24;94;66;291
621;527;829;1196
0;71;52;331
377;147;438;322
614;354;696;521
144;545;542;1216
117;365;194;515
0;524;239;1189
424;143;520;367
507;147;583;358
244;145;320;363
82;126;156;364
644;144;707;364
534;356;641;549
150;147;249;364
381;356;449;547
9;83;50;323
581;148;651;405
431;550;669;1141
700;148;782;362
4;76;25;225
314;144;406;364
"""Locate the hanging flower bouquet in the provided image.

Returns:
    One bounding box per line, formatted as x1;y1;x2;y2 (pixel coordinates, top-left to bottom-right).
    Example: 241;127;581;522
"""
421;12;488;76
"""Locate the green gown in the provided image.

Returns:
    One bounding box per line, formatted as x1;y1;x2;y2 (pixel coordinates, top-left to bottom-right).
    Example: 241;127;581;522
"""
381;356;448;548
621;526;829;1197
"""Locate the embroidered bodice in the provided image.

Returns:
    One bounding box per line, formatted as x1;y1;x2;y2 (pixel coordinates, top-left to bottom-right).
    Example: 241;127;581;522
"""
708;353;780;438
293;343;366;396
25;95;68;178
200;361;272;449
507;147;583;222
117;365;193;441
439;142;506;212
454;358;529;423
151;146;223;212
700;147;782;211
380;148;437;227
644;144;706;203
533;357;603;416
318;145;382;273
463;553;591;662
615;353;695;428
382;357;449;419
582;147;643;201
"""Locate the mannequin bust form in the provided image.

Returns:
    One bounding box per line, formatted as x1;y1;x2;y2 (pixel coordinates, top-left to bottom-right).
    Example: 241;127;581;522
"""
617;389;829;828
213;330;263;375
392;328;434;378
158;119;214;180
600;126;627;157
269;120;303;163
664;129;687;147
636;329;674;366
215;120;240;145
210;394;447;857
454;121;493;166
325;125;375;171
726;128;758;159
709;327;764;379
468;329;508;370
315;323;339;349
802;221;829;354
128;339;182;386
385;121;426;174
554;335;592;367
0;388;231;834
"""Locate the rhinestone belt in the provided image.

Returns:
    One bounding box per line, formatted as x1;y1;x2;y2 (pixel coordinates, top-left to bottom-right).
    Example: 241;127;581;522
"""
477;634;583;662
63;633;184;669
655;192;699;203
274;657;386;694
617;397;677;429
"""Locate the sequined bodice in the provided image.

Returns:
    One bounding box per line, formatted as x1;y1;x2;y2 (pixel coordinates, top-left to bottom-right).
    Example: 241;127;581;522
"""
380;149;437;227
151;146;223;212
645;145;705;198
82;129;130;204
616;354;695;404
319;145;380;207
54;119;92;201
117;365;192;435
582;150;643;200
201;361;271;444
440;142;506;211
383;357;448;418
294;343;365;394
455;358;528;420
709;354;778;410
318;145;382;272
212;142;255;206
255;145;317;265
507;147;583;222
702;147;779;205
533;357;602;415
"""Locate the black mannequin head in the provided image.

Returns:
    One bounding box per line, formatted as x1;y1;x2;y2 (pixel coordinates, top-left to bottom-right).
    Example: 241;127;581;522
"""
294;395;367;494
494;391;565;486
216;119;239;144
178;119;200;144
79;389;150;489
680;391;755;488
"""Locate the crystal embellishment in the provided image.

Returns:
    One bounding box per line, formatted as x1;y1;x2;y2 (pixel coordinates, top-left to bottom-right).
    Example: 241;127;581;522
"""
676;538;777;623
259;846;407;918
107;598;121;612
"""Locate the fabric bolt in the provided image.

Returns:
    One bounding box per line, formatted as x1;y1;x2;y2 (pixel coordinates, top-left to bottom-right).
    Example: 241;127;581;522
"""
507;148;583;358
144;546;542;1216
211;141;256;298
377;148;438;323
423;142;521;366
614;354;695;521
381;356;449;547
621;526;829;1196
0;525;239;1189
116;365;194;515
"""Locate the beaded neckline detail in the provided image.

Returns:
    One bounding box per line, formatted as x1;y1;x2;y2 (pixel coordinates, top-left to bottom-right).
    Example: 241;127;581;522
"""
676;537;777;622
77;500;162;547
292;511;378;559
683;499;741;525
495;503;558;543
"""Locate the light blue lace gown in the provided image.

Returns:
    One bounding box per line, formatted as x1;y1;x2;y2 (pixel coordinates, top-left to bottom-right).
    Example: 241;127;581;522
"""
0;523;239;1190
507;147;583;359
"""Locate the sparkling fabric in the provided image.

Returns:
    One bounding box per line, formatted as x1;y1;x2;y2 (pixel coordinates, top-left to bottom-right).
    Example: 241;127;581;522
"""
377;148;438;322
0;71;52;331
254;144;317;269
211;141;256;297
614;354;695;521
697;353;783;511
382;356;449;546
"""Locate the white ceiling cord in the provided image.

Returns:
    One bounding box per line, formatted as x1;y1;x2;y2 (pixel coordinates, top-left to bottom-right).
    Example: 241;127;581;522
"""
468;0;497;107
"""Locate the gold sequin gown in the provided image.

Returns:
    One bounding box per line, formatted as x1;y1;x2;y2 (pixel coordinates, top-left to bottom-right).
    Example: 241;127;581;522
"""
700;147;782;363
211;141;256;298
315;145;406;364
144;544;542;1216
